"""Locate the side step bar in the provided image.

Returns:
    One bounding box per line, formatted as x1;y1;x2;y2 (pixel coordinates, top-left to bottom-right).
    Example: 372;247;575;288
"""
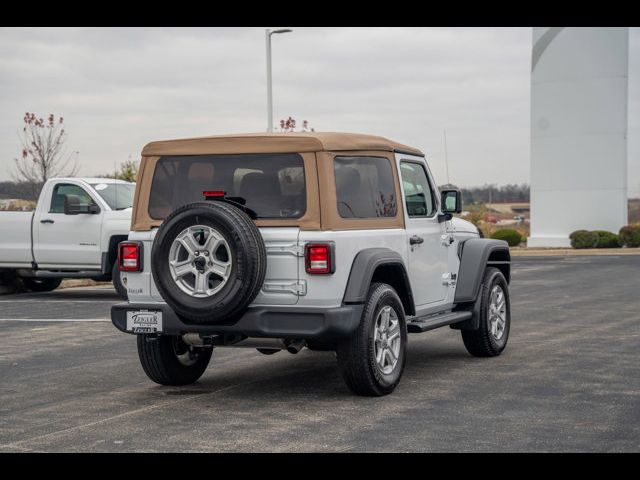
16;269;105;279
407;311;472;333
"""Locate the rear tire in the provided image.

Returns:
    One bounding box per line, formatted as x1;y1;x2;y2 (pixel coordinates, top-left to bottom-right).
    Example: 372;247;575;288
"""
0;269;18;294
20;277;62;293
137;334;213;386
336;283;407;396
112;262;128;300
461;267;510;357
0;269;15;285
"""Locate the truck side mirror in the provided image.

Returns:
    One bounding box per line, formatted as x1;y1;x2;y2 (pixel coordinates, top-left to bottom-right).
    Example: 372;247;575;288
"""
441;189;462;214
63;194;100;215
64;194;82;215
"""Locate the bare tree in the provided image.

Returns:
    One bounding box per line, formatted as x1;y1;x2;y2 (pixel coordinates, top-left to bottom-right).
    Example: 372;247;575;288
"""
12;112;79;199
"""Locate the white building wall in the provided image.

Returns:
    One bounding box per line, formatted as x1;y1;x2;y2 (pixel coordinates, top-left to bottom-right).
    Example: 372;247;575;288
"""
528;27;629;247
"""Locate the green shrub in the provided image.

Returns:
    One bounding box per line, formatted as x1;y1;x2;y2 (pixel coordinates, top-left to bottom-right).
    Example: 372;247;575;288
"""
619;225;640;248
593;230;621;248
569;230;599;249
491;229;522;246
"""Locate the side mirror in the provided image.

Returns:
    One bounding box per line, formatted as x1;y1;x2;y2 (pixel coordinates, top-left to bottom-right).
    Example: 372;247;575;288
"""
439;189;462;222
441;189;462;213
64;194;100;215
64;194;81;215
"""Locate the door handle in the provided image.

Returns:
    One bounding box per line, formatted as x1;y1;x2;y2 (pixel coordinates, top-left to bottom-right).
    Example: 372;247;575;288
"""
40;219;55;224
409;235;424;245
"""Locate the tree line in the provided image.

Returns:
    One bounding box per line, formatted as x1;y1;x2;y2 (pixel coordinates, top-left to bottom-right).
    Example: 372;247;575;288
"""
442;184;531;204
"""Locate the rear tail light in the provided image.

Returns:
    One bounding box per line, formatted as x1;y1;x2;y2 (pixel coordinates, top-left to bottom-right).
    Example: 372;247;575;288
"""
305;243;334;275
203;190;226;199
118;241;143;272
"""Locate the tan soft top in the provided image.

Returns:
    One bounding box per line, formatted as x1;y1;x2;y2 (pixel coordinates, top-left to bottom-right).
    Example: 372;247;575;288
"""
141;132;424;157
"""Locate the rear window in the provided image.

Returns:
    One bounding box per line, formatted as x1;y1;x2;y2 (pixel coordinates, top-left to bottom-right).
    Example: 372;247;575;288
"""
334;156;397;218
148;154;306;220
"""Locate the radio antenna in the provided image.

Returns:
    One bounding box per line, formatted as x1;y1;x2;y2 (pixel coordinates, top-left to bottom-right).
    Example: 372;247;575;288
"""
443;129;450;186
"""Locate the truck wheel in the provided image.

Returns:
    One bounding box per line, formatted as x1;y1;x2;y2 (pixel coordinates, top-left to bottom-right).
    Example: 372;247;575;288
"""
0;269;15;285
137;334;213;386
336;283;407;396
151;201;266;325
112;262;128;300
21;277;62;293
0;270;18;294
461;267;510;357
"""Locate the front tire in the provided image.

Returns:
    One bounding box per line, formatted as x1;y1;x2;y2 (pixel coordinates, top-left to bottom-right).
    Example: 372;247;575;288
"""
461;267;510;357
20;277;62;293
137;334;213;386
337;283;407;396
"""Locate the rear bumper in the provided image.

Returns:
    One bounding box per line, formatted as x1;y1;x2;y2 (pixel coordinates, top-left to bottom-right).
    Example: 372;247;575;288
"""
111;303;363;341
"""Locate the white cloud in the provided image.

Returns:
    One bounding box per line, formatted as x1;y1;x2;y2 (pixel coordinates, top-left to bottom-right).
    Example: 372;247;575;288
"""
0;27;638;196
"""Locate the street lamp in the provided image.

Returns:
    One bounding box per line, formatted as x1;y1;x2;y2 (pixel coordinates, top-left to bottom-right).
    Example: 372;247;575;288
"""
266;28;293;132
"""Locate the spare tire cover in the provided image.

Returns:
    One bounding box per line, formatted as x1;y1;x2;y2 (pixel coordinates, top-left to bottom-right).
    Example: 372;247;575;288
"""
151;201;266;324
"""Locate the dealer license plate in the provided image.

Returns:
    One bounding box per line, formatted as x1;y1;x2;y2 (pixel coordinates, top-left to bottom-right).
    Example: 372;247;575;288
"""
126;310;163;333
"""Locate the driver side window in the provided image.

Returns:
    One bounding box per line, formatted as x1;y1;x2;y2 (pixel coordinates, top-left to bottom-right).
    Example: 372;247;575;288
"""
400;162;436;217
50;184;94;213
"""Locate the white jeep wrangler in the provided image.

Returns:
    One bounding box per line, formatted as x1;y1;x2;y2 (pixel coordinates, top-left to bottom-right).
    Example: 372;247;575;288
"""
112;132;511;396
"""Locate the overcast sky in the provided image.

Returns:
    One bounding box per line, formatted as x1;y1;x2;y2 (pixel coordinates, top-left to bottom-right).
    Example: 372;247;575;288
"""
0;27;638;195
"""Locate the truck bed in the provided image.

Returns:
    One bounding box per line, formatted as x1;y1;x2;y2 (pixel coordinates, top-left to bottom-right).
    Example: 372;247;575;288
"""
0;211;33;267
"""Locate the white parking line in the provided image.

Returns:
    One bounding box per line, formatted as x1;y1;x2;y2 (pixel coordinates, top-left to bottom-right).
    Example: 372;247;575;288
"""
0;318;109;322
0;300;115;303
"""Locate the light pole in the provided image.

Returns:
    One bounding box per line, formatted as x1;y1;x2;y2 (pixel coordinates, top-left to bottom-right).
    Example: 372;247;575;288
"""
266;28;292;132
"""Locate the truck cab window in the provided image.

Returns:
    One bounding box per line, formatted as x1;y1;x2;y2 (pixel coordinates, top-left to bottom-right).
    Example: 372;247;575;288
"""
50;184;94;213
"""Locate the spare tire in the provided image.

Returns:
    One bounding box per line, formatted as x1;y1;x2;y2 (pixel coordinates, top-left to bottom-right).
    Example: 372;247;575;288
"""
151;201;266;324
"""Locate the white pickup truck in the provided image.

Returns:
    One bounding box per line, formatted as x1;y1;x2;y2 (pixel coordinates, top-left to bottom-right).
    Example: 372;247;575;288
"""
0;177;134;297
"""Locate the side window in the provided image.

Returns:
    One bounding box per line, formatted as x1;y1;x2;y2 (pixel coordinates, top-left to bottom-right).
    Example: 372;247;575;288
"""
400;162;436;217
50;184;95;213
334;156;397;218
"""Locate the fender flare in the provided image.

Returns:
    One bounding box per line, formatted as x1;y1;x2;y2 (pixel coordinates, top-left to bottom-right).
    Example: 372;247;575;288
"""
454;238;510;303
342;248;415;315
101;234;128;275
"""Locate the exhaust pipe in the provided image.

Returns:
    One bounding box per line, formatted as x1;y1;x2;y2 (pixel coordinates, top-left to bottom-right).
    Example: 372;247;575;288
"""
284;339;306;354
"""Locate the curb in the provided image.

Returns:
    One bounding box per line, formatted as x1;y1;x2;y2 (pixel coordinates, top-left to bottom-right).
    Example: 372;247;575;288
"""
511;248;640;257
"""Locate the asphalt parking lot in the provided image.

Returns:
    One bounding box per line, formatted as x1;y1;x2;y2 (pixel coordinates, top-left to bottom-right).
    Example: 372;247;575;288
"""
1;255;639;452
